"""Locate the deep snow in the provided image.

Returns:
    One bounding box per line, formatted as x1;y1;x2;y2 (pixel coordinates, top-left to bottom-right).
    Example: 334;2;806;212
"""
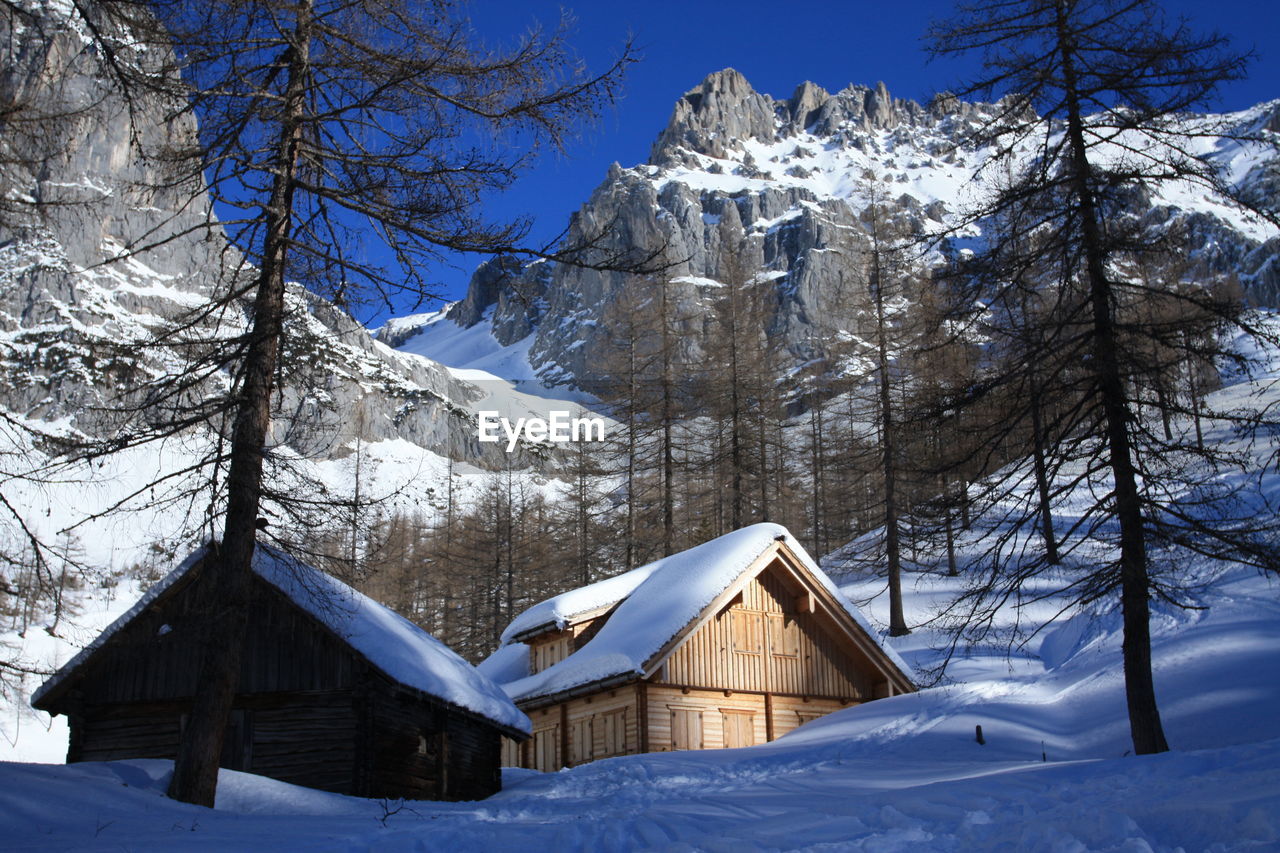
4;334;1280;849
1;556;1277;851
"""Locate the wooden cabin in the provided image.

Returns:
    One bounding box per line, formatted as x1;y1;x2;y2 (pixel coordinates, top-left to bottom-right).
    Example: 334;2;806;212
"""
478;523;914;771
32;544;530;800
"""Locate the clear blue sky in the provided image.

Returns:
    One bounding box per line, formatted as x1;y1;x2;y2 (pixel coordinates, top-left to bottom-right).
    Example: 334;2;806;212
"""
371;0;1280;324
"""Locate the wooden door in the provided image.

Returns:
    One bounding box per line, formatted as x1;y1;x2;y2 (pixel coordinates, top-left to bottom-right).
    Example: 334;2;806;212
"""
600;709;628;757
721;710;755;749
216;710;252;771
670;707;703;751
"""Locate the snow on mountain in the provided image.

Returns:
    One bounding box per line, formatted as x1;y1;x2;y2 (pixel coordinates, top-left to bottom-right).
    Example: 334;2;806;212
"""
415;69;1280;390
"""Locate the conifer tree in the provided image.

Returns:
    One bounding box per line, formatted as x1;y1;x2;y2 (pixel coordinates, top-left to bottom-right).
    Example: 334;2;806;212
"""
927;0;1278;755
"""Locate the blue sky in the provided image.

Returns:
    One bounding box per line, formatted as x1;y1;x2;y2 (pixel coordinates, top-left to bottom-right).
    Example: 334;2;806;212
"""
369;0;1280;324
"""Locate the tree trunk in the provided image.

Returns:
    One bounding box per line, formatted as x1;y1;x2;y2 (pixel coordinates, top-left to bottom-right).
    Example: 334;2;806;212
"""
870;224;908;637
1055;0;1167;755
660;282;675;556
1184;330;1204;451
1029;385;1060;565
166;1;312;806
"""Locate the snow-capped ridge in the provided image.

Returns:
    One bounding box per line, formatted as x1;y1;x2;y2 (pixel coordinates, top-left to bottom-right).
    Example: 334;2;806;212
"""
423;68;1280;388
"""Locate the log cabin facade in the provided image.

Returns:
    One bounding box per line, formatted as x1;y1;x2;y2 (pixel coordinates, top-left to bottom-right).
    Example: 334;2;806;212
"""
32;544;529;800
478;523;914;771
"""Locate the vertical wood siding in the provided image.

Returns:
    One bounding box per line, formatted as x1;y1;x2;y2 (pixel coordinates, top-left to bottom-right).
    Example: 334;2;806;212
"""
661;564;878;699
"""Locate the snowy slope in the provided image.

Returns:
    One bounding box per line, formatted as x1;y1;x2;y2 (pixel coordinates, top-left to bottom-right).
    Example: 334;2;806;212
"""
0;563;1276;849
382;305;602;420
2;333;1279;849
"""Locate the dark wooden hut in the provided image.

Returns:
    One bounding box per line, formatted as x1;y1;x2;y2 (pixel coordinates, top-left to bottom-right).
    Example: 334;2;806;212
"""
32;544;530;801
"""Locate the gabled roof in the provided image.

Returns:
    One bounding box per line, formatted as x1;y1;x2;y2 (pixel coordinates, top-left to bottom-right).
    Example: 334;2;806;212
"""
483;523;914;705
33;543;530;736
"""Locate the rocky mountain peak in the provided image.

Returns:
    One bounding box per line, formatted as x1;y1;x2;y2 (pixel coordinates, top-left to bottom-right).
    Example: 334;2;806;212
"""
651;68;779;163
650;70;938;167
788;80;831;130
439;70;1279;390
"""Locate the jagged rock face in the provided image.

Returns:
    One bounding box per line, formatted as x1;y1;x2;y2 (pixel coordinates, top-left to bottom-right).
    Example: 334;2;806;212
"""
0;0;513;468
450;68;1280;386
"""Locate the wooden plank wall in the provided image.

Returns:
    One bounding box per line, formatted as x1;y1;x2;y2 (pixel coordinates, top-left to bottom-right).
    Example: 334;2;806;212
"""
528;631;573;674
516;687;639;771
76;705;182;763
769;695;850;741
363;679;504;801
660;566;877;700
69;576;356;707
250;691;357;793
526;612;609;675
73;689;359;794
442;712;503;801
364;686;446;799
645;687;769;751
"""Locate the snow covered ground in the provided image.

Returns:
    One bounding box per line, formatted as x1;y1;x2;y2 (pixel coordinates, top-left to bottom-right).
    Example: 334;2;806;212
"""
4;331;1280;849
2;555;1277;850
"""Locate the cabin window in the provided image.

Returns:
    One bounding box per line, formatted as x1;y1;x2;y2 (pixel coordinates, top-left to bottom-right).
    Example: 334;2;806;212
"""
731;611;763;655
570;716;594;765
600;709;627;757
534;725;560;771
669;707;704;751
767;613;800;658
721;710;755;749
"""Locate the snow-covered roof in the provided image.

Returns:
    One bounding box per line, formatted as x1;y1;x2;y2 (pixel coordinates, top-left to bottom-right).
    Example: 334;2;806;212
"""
499;563;661;643
475;641;530;685
32;544;530;736
491;523;914;704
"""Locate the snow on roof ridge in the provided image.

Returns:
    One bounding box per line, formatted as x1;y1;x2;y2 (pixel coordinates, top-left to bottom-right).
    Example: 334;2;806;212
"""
494;523;913;704
499;561;659;643
33;543;530;735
